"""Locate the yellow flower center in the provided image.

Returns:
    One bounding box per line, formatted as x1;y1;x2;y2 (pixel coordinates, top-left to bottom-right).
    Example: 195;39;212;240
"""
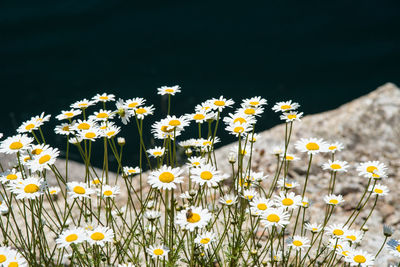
282;198;294;206
64;112;74;117
266;214;280;223
62;126;70;131
214;100;225;106
92;179;101;185
90;232;105;241
103;190;113;196
244;108;255;115
287;114;297;120
9;141;23;150
0;254;6;263
165;88;174;93
193;114;205;120
85;132;96;139
128;169;136;173
257;203;267;210
233;126;244;133
50;190;57;194
187;213;201;223
65;234;78;242
135;108;146;114
249;101;259;106
330;164;341;169
159;172;175;183
200;238;210;244
293;240;303;247
233;117;246;124
128;102;138;108
226;199;233;204
73;186;86;194
97;113;109;119
372;173;380;178
333;229;344;236
306;142;319;150
78;103;88;107
353;255;366;263
396;245;400;252
329;199;339;205
6;174;17;180
193;162;200;166
329;145;337;150
366;166;377;173
25;123;35;130
346;235;356;241
78;123;90;130
285;183;293;187
169;119;181;126
8;262;18;267
374;188;383;194
312;227;318;232
106;131;115;137
153;248;164;255
203;141;212;146
32;148;43;155
281;104;291;110
153;151;163;156
160;126;173;133
24;156;31;162
99;96;108;100
39;154;51;164
24;184;39;193
200;171;213;180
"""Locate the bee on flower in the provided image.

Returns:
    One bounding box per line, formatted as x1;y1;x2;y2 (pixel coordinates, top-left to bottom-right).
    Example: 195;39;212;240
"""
115;99;134;125
176;206;212;232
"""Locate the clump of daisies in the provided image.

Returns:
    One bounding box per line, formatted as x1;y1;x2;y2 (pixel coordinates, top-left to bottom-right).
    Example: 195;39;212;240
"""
0;86;396;267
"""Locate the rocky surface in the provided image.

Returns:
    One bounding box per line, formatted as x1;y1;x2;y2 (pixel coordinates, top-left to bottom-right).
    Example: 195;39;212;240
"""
214;82;400;264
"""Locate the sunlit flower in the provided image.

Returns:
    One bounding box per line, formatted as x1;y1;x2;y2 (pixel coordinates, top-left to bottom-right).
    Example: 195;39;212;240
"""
195;101;213;113
9;176;47;200
260;208;290;228
277;178;299;190
147;165;184;190
0;134;34;154
274;191;302;210
71;98;95;109
387;239;400;258
3;250;28;267
102;125;121;139
73;119;96;132
147;245;169;260
134;105;155;120
322;160;349;172
123;166;141;176
98;185;120;198
187;110;213;124
219;194;238;206
250;197;274;213
225;122;253;137
92;93;115;103
186;156;206;168
48;186;61;196
324;194;345;206
280;111;303;122
345;249;375;266
325;224;348;239
164;115;190;131
55;122;75;136
195;231;216;249
281;153;300;162
272;100;300;112
147;146;165;158
368;183;389;196
295;138;328;154
191;164;225;187
287;236;310;251
357;161;387;179
67;182;95;199
343;229;363;243
56;227;86;247
223;113;256;126
123;97;145;109
242;189;258;201
17;118;41;133
176;206;212;232
304;222;322;233
56;109;82;120
89;109;115;122
80;127;102;141
157;85;181;96
242;96;267;108
211;96;234;112
27;147;60;172
0;169;22;184
237;106;264;117
86;226;114;246
327;142;344;153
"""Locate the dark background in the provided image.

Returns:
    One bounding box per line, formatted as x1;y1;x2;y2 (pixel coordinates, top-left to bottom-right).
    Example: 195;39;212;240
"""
1;0;400;166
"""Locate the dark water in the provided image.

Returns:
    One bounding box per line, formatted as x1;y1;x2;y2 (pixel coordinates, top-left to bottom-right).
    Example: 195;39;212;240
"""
1;0;400;166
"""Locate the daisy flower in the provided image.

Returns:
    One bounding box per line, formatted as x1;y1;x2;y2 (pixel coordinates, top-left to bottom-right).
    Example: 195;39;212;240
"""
0;134;34;154
237;106;264;117
123;166;141;176
33;112;51;124
195;101;213;113
0;169;22;184
147;245;169;260
271;146;284;155
48;186;61;195
322;160;349;172
241;96;267;107
260;208;290;228
242;189;258;201
272;100;300;112
211;96;234;111
73;119;96;131
27;147;60;172
92;93;115;103
191;164;225;187
368;183;389;196
223;113;256;125
80;128;102;141
280;111;303;122
0;195;8;213
345;249;375;266
225;122;253;137
325;224;348;239
327;141;345;153
186;156;206;168
0;247;14;265
176;206;212;232
294;138;328;154
194;231;216;249
187;110;213;124
56;109;82;120
145;211;162;221
134;105;155;120
277;178;299;190
147;165;184;190
219;194;238;206
10;177;47;200
98;185;120;198
151;119;182;140
301;197;310;208
124;97;145;109
274;191;302;210
157;85;181;96
89;109;115;121
56;227;86;247
115;99;134;125
71;98;95;109
335;242;351;257
281;153;300;162
147;147;165;158
102;125;121;139
3;251;28;267
246;133;261;143
67;182;95;199
86;226;114;246
304;222;322;233
17;118;41;133
287;236;310;251
357;161;387;179
387;239;400;258
164;115;190;130
250;197;274;213
343;229;363;243
54;122;75;136
324;194;345;206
